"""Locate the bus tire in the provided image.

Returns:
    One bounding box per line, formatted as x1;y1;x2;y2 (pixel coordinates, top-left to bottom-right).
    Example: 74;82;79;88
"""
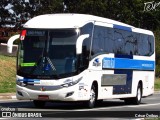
86;84;96;108
125;83;142;105
132;83;142;105
33;100;46;108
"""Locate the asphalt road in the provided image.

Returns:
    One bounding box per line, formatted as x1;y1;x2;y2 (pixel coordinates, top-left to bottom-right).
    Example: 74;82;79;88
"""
0;93;160;119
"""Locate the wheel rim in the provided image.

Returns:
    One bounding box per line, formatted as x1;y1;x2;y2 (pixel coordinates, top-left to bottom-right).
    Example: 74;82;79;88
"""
89;88;96;105
137;87;141;101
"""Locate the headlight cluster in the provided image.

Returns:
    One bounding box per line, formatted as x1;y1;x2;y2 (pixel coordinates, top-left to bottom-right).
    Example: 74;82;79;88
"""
16;80;26;86
61;77;83;87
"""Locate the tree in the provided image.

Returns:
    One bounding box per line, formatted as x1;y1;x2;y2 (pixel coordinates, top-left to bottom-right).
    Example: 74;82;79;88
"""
64;0;160;30
0;0;64;28
0;0;13;27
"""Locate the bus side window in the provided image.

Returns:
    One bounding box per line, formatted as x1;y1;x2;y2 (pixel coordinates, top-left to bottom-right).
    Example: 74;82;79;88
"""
92;26;105;55
148;35;154;55
114;29;138;56
80;22;93;58
81;39;90;68
133;33;154;56
114;29;125;54
104;28;114;53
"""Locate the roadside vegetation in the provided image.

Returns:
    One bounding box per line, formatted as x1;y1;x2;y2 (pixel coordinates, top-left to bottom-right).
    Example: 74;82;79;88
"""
0;54;160;93
0;55;16;93
155;78;160;91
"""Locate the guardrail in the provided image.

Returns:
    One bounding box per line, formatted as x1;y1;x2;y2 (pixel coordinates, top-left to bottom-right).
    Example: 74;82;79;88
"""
0;43;18;56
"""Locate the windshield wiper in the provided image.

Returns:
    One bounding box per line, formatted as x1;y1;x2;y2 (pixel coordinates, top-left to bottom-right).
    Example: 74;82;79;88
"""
45;56;60;79
30;56;60;78
29;55;60;79
46;56;56;71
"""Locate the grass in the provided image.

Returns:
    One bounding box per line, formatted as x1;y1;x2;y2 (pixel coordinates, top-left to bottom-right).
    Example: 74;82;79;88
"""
155;78;160;91
0;54;160;93
0;55;16;93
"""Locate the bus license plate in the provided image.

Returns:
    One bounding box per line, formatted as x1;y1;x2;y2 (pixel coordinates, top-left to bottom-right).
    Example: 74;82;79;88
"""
38;95;49;100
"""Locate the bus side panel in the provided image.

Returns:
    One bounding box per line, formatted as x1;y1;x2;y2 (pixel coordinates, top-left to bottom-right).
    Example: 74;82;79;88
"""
113;69;132;94
132;71;155;97
111;54;133;95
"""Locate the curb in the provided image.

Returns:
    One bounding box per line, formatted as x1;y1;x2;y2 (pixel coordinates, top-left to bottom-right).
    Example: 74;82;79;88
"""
154;90;160;94
0;93;16;100
0;91;160;100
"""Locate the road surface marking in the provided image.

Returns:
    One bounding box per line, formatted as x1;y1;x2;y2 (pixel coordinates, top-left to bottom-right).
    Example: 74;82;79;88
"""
128;102;160;108
75;102;160;111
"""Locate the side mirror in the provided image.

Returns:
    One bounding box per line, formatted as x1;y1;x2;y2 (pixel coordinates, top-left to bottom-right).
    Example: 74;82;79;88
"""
7;34;20;53
76;34;89;54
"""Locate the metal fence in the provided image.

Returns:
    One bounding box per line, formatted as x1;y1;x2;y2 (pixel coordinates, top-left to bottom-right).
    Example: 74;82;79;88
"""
0;43;18;56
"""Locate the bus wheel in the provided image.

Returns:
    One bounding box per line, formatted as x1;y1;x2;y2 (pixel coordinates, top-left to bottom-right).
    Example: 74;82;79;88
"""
33;100;46;108
87;85;96;108
125;84;142;105
132;84;142;105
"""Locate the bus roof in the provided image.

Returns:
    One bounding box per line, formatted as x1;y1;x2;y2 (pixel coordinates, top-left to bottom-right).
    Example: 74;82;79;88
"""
24;13;153;35
24;13;133;28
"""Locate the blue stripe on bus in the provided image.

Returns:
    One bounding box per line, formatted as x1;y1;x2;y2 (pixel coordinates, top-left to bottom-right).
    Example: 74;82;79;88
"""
113;24;132;32
18;79;40;84
102;58;155;71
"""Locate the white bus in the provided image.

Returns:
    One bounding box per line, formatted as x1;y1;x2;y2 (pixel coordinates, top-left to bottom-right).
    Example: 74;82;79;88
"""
12;14;155;108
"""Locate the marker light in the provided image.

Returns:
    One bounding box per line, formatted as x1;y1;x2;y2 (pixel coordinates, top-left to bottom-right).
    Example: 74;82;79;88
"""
20;30;26;40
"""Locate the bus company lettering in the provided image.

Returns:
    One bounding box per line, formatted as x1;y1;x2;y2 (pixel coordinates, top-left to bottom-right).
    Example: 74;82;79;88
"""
103;58;115;68
142;63;153;68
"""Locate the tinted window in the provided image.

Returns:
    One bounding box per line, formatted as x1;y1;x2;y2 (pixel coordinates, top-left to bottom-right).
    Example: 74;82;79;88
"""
114;29;137;55
80;23;94;67
17;29;78;79
113;29;154;56
137;34;154;56
91;25;154;56
92;26;105;55
104;27;114;53
80;23;93;54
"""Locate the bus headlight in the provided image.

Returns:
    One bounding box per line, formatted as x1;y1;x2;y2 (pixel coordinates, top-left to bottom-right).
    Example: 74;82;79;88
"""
16;80;26;87
61;77;83;87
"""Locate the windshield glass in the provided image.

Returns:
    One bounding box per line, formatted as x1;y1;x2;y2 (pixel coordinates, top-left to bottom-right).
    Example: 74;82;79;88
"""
17;29;78;79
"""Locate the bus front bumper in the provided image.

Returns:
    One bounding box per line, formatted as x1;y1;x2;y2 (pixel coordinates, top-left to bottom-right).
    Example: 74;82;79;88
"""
16;84;89;101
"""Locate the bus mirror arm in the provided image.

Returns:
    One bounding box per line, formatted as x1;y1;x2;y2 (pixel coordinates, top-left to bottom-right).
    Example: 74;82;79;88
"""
76;34;89;54
7;34;20;53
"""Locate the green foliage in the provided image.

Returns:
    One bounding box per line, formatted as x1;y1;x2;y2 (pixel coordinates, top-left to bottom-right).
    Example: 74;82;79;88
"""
0;0;64;28
155;78;160;90
0;55;16;93
155;29;160;77
0;81;16;93
1;0;160;30
64;0;160;30
0;0;12;27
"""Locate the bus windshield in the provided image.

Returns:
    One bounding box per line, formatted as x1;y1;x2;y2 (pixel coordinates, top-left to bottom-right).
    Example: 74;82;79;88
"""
17;29;78;79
